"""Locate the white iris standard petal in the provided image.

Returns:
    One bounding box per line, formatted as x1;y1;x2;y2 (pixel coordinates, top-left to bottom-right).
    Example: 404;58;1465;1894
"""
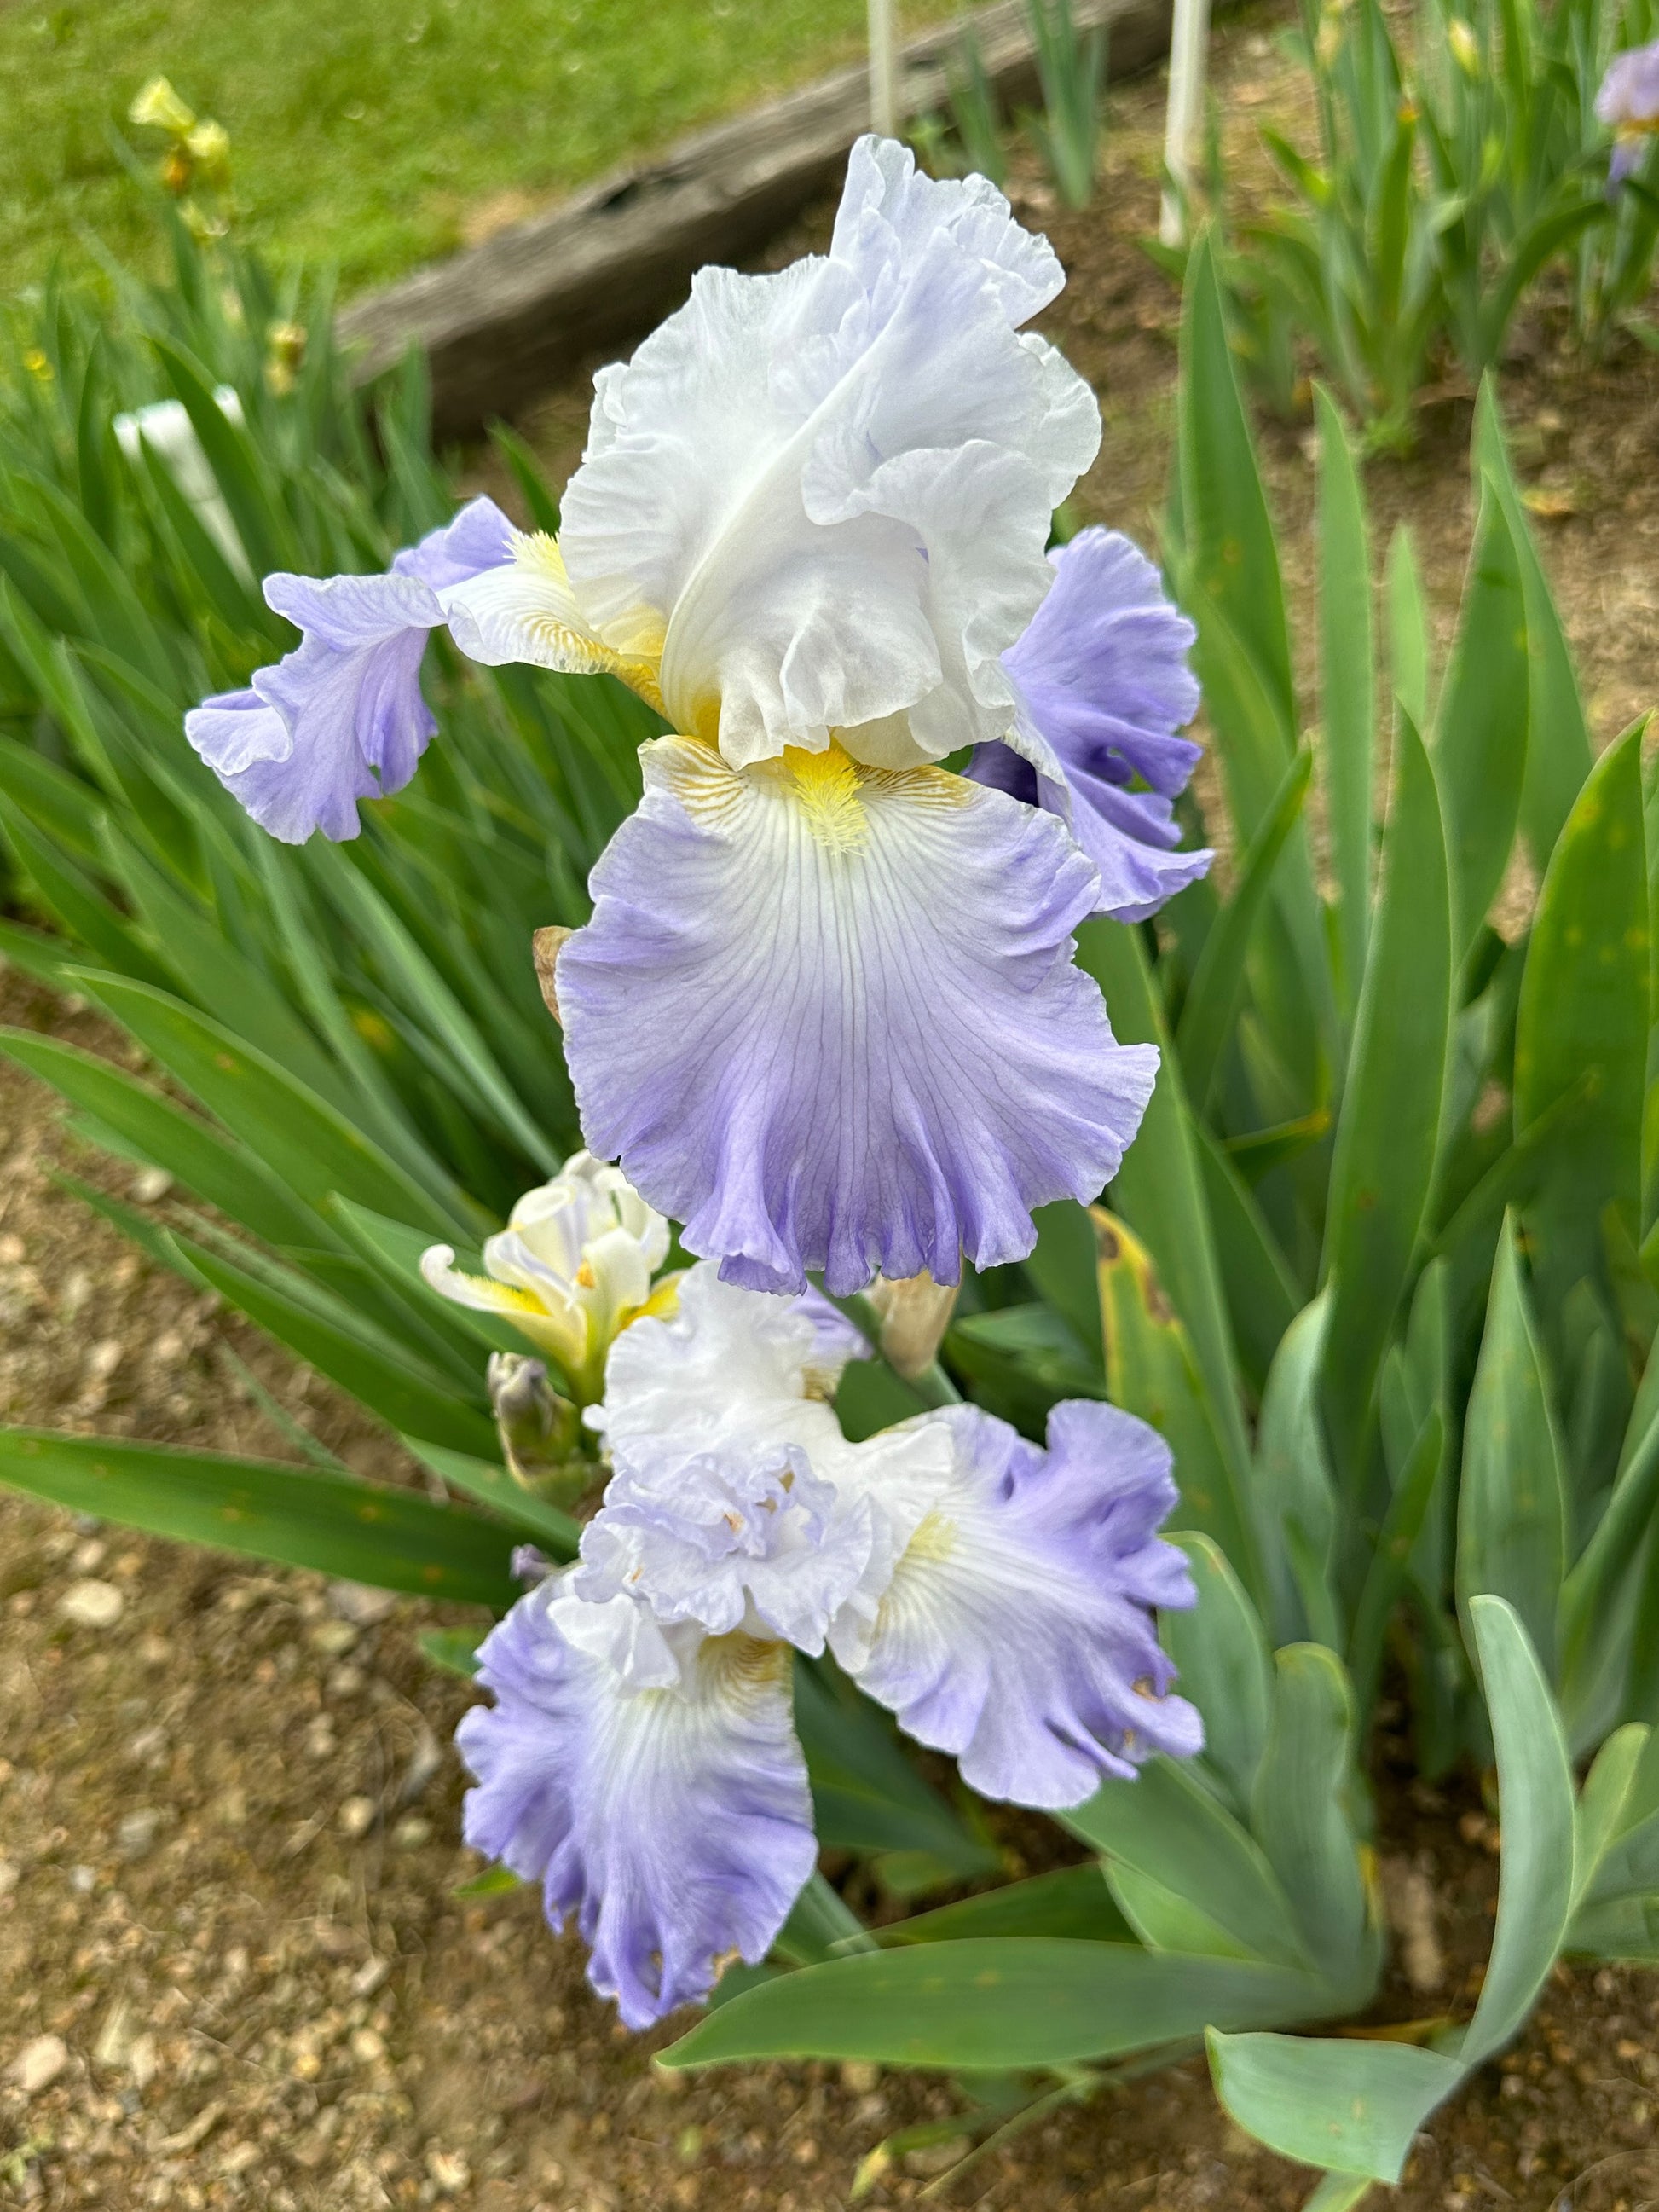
591;1265;858;1463
558;739;1158;1296
557;134;1101;770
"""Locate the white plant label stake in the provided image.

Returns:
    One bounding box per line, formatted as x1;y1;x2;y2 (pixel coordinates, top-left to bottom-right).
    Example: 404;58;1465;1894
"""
869;0;900;139
1159;0;1211;246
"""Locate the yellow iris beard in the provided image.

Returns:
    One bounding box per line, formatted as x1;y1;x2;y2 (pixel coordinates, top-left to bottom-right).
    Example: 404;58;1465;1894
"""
661;729;979;850
785;743;869;853
904;1508;958;1565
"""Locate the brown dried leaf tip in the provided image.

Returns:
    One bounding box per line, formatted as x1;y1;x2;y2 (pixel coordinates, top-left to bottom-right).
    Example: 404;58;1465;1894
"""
532;926;573;1027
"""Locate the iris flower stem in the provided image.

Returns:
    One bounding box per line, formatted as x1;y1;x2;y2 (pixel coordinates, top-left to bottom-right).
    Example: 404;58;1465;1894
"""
821;1288;962;1410
905;1359;962;1410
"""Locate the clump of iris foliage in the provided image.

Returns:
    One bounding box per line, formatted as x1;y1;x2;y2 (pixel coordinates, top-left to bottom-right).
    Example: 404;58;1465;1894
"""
2;170;1658;2212
912;0;1107;209
1167;0;1659;449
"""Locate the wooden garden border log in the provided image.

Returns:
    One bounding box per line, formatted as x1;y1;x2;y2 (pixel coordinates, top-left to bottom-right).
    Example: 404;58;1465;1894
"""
338;0;1182;437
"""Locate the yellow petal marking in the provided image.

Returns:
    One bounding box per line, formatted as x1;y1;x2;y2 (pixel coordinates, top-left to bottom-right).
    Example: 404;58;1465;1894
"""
512;531;666;710
784;742;869;853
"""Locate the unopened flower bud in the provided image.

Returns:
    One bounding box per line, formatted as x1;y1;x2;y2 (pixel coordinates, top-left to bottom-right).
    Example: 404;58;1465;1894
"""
186;118;232;186
265;319;306;397
488;1352;582;1491
130;75;196;134
160;146;193;197
181;201;228;243
867;1271;960;1381
532;926;572;1027
1447;19;1482;78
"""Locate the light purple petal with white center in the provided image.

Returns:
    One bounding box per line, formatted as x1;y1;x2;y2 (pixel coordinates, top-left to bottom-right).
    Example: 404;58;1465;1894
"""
834;1398;1202;1810
558;739;1158;1297
572;1436;885;1655
1599;41;1659;179
457;1582;816;2029
183;501;512;843
394;495;516;592
968;528;1213;922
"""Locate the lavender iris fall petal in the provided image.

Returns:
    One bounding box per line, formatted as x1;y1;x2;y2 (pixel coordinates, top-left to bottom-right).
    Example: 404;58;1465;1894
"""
557;739;1159;1295
968;527;1213;924
456;1584;817;2030
833;1397;1204;1809
183;497;513;843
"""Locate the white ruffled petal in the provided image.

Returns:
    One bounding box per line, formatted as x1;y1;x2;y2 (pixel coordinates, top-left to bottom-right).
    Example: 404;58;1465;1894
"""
558;137;1100;772
592;1264;849;1462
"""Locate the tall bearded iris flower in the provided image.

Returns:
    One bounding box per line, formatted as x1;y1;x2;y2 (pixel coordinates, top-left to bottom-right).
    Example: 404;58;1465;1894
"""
182;136;1211;1294
1598;38;1659;182
458;1265;1201;2027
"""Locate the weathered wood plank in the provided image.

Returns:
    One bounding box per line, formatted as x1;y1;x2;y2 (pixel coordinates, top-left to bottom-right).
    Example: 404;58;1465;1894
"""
338;0;1178;436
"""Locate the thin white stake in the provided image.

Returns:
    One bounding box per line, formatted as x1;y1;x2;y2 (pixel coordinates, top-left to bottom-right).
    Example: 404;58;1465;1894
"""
1159;0;1212;246
869;0;900;139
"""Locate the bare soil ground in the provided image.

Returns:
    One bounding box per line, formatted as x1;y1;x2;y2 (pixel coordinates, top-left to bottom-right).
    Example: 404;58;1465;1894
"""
7;7;1659;2209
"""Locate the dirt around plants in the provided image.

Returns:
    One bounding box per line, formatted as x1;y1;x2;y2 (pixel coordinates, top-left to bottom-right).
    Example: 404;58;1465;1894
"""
8;6;1659;2207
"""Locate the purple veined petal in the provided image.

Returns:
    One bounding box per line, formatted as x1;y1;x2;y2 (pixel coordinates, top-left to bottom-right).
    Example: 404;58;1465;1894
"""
184;669;384;846
186;570;442;843
558;738;1159;1297
261;566;443;653
186;507;514;845
833;1398;1203;1810
393;495;517;592
968;527;1213;922
456;1581;817;2029
183;686;287;779
241;617;437;843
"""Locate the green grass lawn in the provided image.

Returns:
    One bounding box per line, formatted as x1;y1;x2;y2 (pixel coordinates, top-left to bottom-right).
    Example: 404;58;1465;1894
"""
2;0;957;304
